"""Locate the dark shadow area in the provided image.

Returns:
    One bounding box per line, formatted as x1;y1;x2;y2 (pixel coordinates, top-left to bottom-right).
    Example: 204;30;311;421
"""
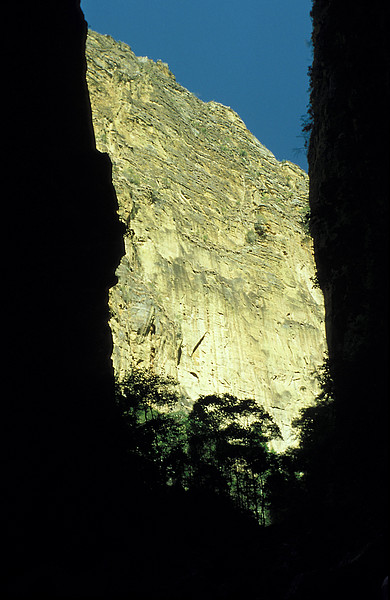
2;0;126;594
303;0;389;597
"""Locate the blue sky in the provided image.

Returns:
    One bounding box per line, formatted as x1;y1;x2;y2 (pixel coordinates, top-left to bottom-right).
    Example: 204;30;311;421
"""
81;0;313;171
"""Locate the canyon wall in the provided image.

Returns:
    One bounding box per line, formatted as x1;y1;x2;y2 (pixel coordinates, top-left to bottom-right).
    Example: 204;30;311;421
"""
309;0;389;516
3;2;124;592
86;30;326;448
303;1;389;595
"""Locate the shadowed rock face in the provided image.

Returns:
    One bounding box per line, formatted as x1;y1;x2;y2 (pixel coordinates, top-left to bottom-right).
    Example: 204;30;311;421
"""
86;29;327;449
308;0;389;550
3;0;125;585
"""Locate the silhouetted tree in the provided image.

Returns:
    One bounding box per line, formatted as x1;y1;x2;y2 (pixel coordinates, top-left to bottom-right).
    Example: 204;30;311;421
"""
115;372;287;524
187;393;281;524
292;360;335;495
115;370;188;487
268;359;336;525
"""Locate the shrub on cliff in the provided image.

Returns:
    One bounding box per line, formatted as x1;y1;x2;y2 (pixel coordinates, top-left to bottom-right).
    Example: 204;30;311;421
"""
254;215;267;237
290;359;336;506
245;229;257;244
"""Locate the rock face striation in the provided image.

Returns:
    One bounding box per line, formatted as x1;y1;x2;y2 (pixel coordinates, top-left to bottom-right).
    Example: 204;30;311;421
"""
86;29;326;447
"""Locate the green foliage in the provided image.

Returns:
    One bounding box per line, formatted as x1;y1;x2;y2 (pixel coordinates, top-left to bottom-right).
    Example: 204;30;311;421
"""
254;215;266;237
147;188;159;204
246;217;266;244
123;168;140;186
121;219;134;239
293;111;313;159
113;70;125;84
310;273;321;288
116;369;179;420
114;362;339;528
240;358;337;527
276;359;336;518
115;370;283;525
187;393;281;524
292;359;335;458
300;112;313;151
299;207;311;236
245;229;257;244
115;370;188;487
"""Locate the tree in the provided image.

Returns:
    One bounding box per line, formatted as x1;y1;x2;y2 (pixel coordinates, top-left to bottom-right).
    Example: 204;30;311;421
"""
267;359;336;524
291;359;335;489
115;372;286;525
187;393;282;524
115;369;188;488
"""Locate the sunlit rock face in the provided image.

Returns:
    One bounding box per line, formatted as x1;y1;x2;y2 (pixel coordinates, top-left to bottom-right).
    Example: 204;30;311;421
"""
86;29;326;448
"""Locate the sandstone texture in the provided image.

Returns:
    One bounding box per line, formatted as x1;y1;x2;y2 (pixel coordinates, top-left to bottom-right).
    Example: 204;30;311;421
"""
86;29;326;448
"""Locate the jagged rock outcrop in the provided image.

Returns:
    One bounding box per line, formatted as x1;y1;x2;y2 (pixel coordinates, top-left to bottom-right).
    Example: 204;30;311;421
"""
86;30;326;447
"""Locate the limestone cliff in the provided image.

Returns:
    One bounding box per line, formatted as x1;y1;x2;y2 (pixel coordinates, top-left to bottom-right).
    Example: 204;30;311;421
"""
86;29;326;447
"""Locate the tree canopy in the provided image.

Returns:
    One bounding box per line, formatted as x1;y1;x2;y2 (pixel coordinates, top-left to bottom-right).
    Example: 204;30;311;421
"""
115;371;284;525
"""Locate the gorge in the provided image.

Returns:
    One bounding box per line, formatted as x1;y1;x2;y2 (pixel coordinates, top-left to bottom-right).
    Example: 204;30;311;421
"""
3;1;387;597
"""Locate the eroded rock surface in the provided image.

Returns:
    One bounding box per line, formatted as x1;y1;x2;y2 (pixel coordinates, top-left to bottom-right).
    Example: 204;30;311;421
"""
86;29;326;447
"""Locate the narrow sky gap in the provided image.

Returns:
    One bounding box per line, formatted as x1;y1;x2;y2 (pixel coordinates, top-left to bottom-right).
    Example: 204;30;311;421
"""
81;0;312;171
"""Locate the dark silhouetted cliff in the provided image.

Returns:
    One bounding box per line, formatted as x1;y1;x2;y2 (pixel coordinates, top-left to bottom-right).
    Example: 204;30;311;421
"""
2;0;125;592
305;0;389;596
309;0;389;515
